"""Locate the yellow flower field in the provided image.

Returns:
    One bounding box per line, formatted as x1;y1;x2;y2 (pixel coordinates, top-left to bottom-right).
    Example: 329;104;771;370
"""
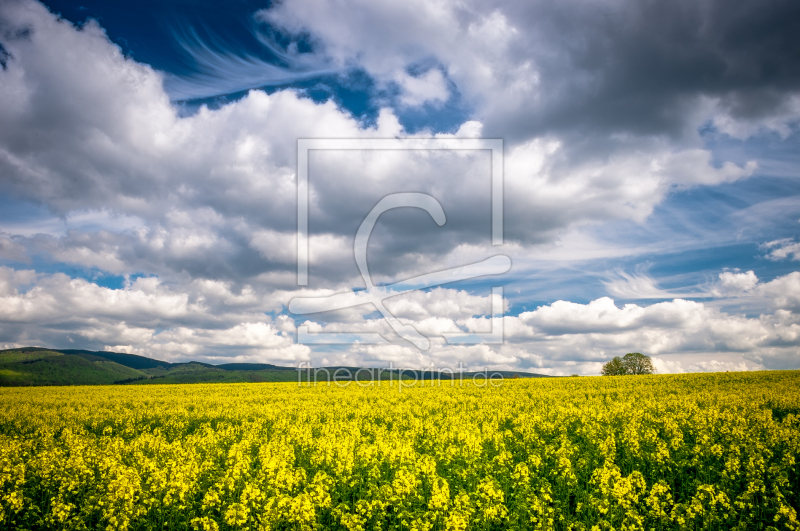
1;371;799;530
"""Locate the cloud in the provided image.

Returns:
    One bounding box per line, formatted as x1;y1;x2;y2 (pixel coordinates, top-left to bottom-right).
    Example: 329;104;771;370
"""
604;268;710;299
396;68;450;107
652;357;753;374
759;272;800;313
651;357;685;374
108;321;310;364
0;0;761;289
762;238;800;261
1;262;799;373
502;292;799;373
0;233;28;262
0;265;308;363
502;138;755;245
164;21;338;101
261;0;800;141
705;269;800;313
715;270;759;295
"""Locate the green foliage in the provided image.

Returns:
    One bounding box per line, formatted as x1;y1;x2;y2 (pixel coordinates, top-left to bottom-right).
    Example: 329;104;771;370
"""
0;349;63;364
602;356;626;376
602;352;655;376
0;353;145;386
623;352;655;375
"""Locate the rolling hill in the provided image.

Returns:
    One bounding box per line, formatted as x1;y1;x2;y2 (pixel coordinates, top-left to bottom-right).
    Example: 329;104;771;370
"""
0;347;550;386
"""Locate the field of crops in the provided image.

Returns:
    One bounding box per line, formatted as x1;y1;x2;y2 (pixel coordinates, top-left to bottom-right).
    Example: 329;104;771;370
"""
1;371;799;531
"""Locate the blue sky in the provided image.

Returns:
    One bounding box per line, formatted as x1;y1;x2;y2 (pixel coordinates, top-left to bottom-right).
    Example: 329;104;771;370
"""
1;0;799;374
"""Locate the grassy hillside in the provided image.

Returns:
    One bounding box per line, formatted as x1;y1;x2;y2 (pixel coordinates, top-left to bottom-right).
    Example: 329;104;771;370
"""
0;349;146;386
0;347;551;386
134;366;307;385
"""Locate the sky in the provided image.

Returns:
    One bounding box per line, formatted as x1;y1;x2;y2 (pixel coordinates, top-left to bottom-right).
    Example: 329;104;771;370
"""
1;0;800;375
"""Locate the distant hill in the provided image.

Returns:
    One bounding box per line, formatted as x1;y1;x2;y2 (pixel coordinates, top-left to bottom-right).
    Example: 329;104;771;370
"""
60;349;173;370
0;348;145;386
0;347;551;386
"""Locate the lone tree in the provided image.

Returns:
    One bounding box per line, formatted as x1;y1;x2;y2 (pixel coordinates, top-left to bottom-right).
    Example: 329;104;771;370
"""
601;352;655;376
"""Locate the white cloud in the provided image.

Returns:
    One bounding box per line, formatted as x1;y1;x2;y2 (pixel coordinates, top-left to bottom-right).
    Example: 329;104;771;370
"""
762;239;800;261
651;357;685;374
1;263;799;372
499;288;800;372
716;270;759;294
759;272;800;313
0;266;308;363
604;268;711;299
691;359;752;372
396;68;450;107
0;1;760;288
652;357;754;374
503;139;754;244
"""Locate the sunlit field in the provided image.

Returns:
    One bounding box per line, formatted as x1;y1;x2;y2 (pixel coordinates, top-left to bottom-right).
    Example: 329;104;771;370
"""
1;372;799;530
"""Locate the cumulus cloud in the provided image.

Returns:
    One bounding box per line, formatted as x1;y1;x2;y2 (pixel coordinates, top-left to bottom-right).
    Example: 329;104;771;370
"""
502;138;754;245
0;0;758;290
108;321;310;364
706;270;800;313
762;239;800;261
0;233;28;263
0;265;308;363
503;292;799;373
759;272;800;313
1;258;799;372
652;357;753;374
715;270;759;295
396;68;450;107
261;0;800;141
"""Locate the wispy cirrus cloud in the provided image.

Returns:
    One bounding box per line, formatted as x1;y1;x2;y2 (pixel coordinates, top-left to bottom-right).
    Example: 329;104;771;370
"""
165;22;339;101
604;268;712;300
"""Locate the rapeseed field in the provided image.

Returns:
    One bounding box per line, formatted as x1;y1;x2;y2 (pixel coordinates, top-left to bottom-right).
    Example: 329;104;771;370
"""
0;371;798;530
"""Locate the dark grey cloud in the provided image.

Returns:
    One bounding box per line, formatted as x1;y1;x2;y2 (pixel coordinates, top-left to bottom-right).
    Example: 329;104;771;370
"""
262;0;800;144
483;0;800;140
